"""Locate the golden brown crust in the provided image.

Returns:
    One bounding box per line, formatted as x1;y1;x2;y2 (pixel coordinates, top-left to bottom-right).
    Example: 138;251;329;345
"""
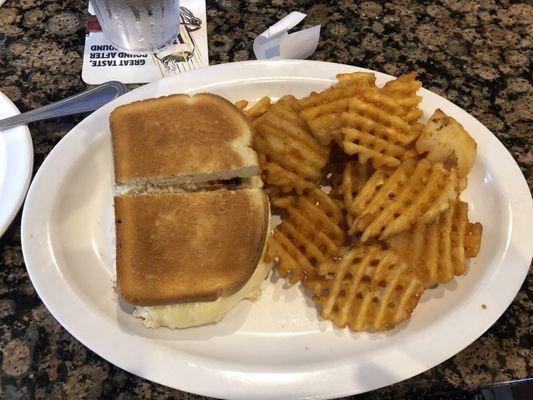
115;189;269;306
110;93;258;184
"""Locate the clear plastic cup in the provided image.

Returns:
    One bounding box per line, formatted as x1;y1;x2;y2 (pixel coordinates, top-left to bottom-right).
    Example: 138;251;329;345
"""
91;0;181;52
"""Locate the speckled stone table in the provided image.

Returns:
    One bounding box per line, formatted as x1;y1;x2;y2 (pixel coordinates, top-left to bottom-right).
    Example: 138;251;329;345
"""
0;0;531;399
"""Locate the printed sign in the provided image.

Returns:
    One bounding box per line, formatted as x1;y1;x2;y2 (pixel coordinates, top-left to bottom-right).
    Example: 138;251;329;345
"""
82;1;208;84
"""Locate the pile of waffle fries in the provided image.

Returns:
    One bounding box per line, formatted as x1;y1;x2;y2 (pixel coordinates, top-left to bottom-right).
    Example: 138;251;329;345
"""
236;71;483;332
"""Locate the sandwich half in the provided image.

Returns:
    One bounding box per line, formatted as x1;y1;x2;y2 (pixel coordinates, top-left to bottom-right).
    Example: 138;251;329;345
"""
115;188;272;328
110;93;261;193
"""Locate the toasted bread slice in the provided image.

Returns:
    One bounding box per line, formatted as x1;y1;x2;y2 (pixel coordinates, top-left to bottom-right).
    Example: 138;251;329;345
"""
115;189;269;306
110;93;259;188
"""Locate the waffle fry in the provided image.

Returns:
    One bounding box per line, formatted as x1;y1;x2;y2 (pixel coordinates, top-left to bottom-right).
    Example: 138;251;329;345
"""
258;155;315;196
341;125;407;169
328;161;374;226
415;109;477;177
300;72;424;150
253;97;329;196
336;72;376;86
276;94;302;110
240;96;272;122
306;245;424;331
349;158;459;241
382;72;423;126
234;99;248;110
321;162;345;203
339;85;424;168
300;72;376;108
340;161;373;210
242;69;483;333
346;168;394;224
299;73;376;145
464;219;483;258
386;201;483;288
268;187;345;284
341;93;415;146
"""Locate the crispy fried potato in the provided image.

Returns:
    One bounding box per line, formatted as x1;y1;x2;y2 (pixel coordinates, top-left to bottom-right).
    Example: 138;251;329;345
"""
241;96;272;122
341;95;415;145
386;201;483;288
247;70;482;333
299;74;376;145
415;109;477;177
300;72;376;108
464;220;483;258
318;150;350;213
341;126;407;169
300;76;423;169
336;72;376;86
258;155;315;196
349;158;459;241
328;161;374;226
340;161;373;211
276;94;302;110
353;86;409;122
234;99;248;110
305;245;424;331
346;168;394;224
337;75;424;166
268;187;345;284
253;97;330;197
321;162;346;202
382;72;423;126
339;93;417;169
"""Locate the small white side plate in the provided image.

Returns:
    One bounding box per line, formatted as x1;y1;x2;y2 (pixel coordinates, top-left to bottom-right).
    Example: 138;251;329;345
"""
21;61;533;399
0;92;33;237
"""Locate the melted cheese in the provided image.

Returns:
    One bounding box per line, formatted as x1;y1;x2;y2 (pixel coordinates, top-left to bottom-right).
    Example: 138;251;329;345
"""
131;194;272;329
132;257;273;329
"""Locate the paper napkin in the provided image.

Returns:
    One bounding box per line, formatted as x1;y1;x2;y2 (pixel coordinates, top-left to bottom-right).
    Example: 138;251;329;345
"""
253;12;321;60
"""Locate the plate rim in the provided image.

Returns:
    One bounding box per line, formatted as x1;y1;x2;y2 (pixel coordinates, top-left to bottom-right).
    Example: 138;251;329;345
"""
21;60;533;399
0;91;33;237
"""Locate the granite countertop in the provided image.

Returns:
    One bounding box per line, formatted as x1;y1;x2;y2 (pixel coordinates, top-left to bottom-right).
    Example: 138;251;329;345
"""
0;0;531;399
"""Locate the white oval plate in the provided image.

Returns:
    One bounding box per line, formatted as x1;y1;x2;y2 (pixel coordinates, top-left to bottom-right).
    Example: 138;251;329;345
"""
21;61;532;399
0;91;33;237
